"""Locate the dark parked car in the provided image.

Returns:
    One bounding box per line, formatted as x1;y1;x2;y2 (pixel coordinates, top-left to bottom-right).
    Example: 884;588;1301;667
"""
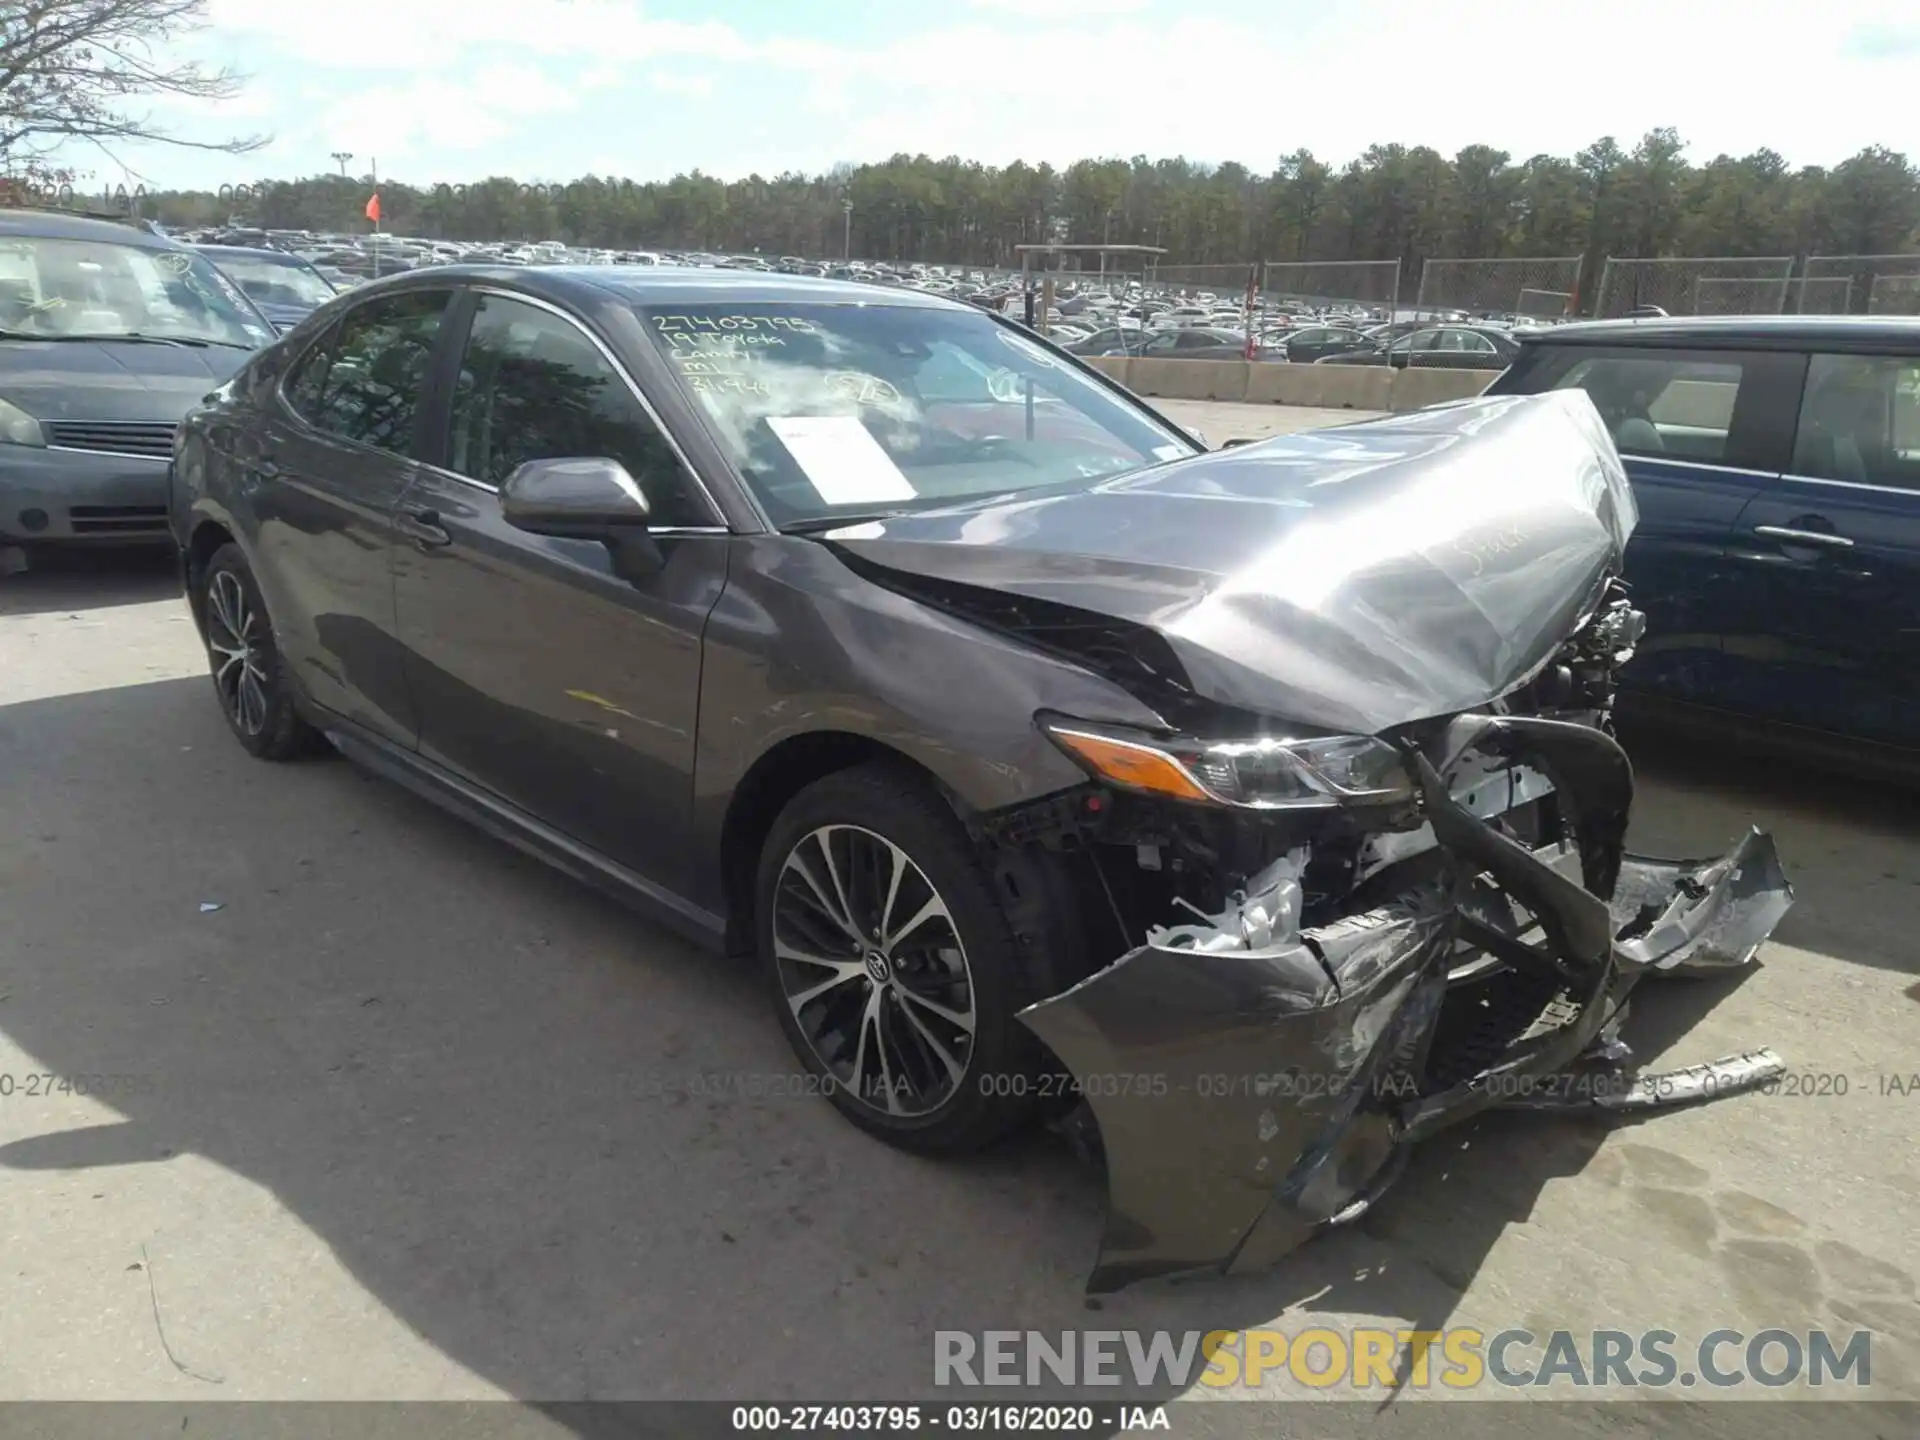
0;208;273;553
1487;315;1920;763
1274;324;1374;365
193;243;340;332
1134;325;1280;360
1319;324;1520;370
1063;326;1146;357
169;268;1790;1291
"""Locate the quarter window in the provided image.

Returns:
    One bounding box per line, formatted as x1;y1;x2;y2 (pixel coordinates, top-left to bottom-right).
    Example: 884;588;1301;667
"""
1791;353;1920;491
447;293;710;526
282;290;449;455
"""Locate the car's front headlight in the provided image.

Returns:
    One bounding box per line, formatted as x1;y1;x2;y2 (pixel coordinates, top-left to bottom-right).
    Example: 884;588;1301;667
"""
0;395;45;447
1041;717;1415;810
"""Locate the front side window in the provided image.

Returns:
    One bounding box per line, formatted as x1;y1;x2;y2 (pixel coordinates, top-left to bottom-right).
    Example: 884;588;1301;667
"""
1551;352;1748;461
447;293;711;526
0;234;272;348
283;289;449;455
1792;352;1920;491
635;300;1200;526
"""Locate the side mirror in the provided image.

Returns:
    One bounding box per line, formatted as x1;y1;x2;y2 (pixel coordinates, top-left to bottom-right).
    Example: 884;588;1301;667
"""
501;456;664;581
1220;437;1259;449
501;456;651;540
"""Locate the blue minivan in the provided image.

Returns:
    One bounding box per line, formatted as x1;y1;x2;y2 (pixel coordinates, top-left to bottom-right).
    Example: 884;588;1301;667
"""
1487;316;1920;764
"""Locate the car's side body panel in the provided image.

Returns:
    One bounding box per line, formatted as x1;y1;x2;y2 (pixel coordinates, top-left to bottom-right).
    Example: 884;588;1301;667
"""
688;534;1170;921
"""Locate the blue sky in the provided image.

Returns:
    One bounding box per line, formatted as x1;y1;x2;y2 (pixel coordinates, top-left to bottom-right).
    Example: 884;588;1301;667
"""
67;0;1920;193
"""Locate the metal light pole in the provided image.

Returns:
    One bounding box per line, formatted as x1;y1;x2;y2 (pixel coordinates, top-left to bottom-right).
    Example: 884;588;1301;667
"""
370;156;380;279
842;198;852;261
331;151;353;178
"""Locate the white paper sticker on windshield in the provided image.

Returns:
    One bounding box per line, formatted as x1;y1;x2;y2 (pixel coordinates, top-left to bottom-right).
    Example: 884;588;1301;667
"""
1152;444;1187;461
767;416;918;505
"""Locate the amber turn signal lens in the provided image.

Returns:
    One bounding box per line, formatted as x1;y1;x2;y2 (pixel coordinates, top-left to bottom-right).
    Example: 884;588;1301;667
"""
1048;728;1214;804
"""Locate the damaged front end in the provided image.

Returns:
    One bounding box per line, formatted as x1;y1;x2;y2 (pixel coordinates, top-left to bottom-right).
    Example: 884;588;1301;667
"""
989;591;1794;1295
831;392;1796;1293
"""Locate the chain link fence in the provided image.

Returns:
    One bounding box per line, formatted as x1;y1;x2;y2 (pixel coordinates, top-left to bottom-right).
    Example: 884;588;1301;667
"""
1795;254;1920;315
1414;256;1583;321
1593;256;1794;317
1153;262;1255;299
1259;259;1401;319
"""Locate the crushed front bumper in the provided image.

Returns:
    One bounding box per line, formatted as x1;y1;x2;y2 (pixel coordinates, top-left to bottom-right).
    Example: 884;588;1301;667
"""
1017;712;1795;1293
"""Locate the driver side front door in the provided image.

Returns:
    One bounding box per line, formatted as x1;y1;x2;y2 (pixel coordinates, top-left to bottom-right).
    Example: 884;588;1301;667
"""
391;287;732;895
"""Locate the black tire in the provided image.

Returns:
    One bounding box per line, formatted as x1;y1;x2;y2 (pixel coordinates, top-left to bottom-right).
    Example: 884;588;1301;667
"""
197;543;325;761
756;762;1046;1154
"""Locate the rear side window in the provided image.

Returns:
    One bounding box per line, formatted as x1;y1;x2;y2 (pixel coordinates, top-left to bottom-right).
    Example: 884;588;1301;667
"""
283;290;450;455
1792;353;1920;491
1550;353;1746;462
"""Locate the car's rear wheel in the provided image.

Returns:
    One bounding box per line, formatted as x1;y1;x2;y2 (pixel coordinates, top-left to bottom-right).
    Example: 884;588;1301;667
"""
198;543;325;761
757;763;1043;1154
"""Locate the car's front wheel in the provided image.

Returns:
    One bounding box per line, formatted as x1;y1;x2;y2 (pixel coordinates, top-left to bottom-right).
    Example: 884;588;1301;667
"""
757;763;1045;1154
197;543;325;761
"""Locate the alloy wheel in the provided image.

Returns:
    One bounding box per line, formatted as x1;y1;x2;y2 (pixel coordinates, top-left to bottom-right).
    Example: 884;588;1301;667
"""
773;823;977;1118
206;568;270;738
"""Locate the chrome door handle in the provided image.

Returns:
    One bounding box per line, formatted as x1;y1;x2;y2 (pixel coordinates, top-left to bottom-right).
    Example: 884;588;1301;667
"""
1753;525;1853;550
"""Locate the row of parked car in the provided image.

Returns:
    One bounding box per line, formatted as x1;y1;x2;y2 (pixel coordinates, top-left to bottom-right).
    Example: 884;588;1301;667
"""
172;224;1542;376
1061;313;1526;369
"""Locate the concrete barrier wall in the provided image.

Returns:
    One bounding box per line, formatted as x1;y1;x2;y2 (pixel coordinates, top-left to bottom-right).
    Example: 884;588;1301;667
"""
1082;355;1497;412
1387;367;1496;410
1125;358;1251;402
1245;361;1394;410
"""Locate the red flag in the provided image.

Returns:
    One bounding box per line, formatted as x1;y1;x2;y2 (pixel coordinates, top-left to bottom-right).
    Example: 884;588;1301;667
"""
364;191;381;224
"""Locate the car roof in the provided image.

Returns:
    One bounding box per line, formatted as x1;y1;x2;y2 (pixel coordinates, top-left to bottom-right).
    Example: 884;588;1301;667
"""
0;207;178;248
370;263;972;311
1517;314;1920;353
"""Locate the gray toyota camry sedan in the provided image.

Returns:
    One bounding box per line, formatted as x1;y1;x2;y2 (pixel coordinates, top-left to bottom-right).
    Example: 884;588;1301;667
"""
169;266;1793;1292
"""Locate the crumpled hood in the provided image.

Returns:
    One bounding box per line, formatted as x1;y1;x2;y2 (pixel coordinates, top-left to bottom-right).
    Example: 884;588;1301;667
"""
0;339;246;422
829;391;1637;734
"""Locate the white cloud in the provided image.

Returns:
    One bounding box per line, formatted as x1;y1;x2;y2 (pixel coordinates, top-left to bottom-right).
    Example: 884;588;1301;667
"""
649;71;716;97
202;0;754;71
968;0;1151;14
305;62;578;162
80;0;1920;189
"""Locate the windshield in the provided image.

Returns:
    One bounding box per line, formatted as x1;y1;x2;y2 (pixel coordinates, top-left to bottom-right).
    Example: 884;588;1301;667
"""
637;300;1200;526
204;251;336;309
0;235;272;347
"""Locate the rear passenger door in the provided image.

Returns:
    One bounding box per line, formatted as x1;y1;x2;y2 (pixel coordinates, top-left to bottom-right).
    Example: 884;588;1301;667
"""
1536;345;1803;706
1723;352;1920;747
252;287;453;745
